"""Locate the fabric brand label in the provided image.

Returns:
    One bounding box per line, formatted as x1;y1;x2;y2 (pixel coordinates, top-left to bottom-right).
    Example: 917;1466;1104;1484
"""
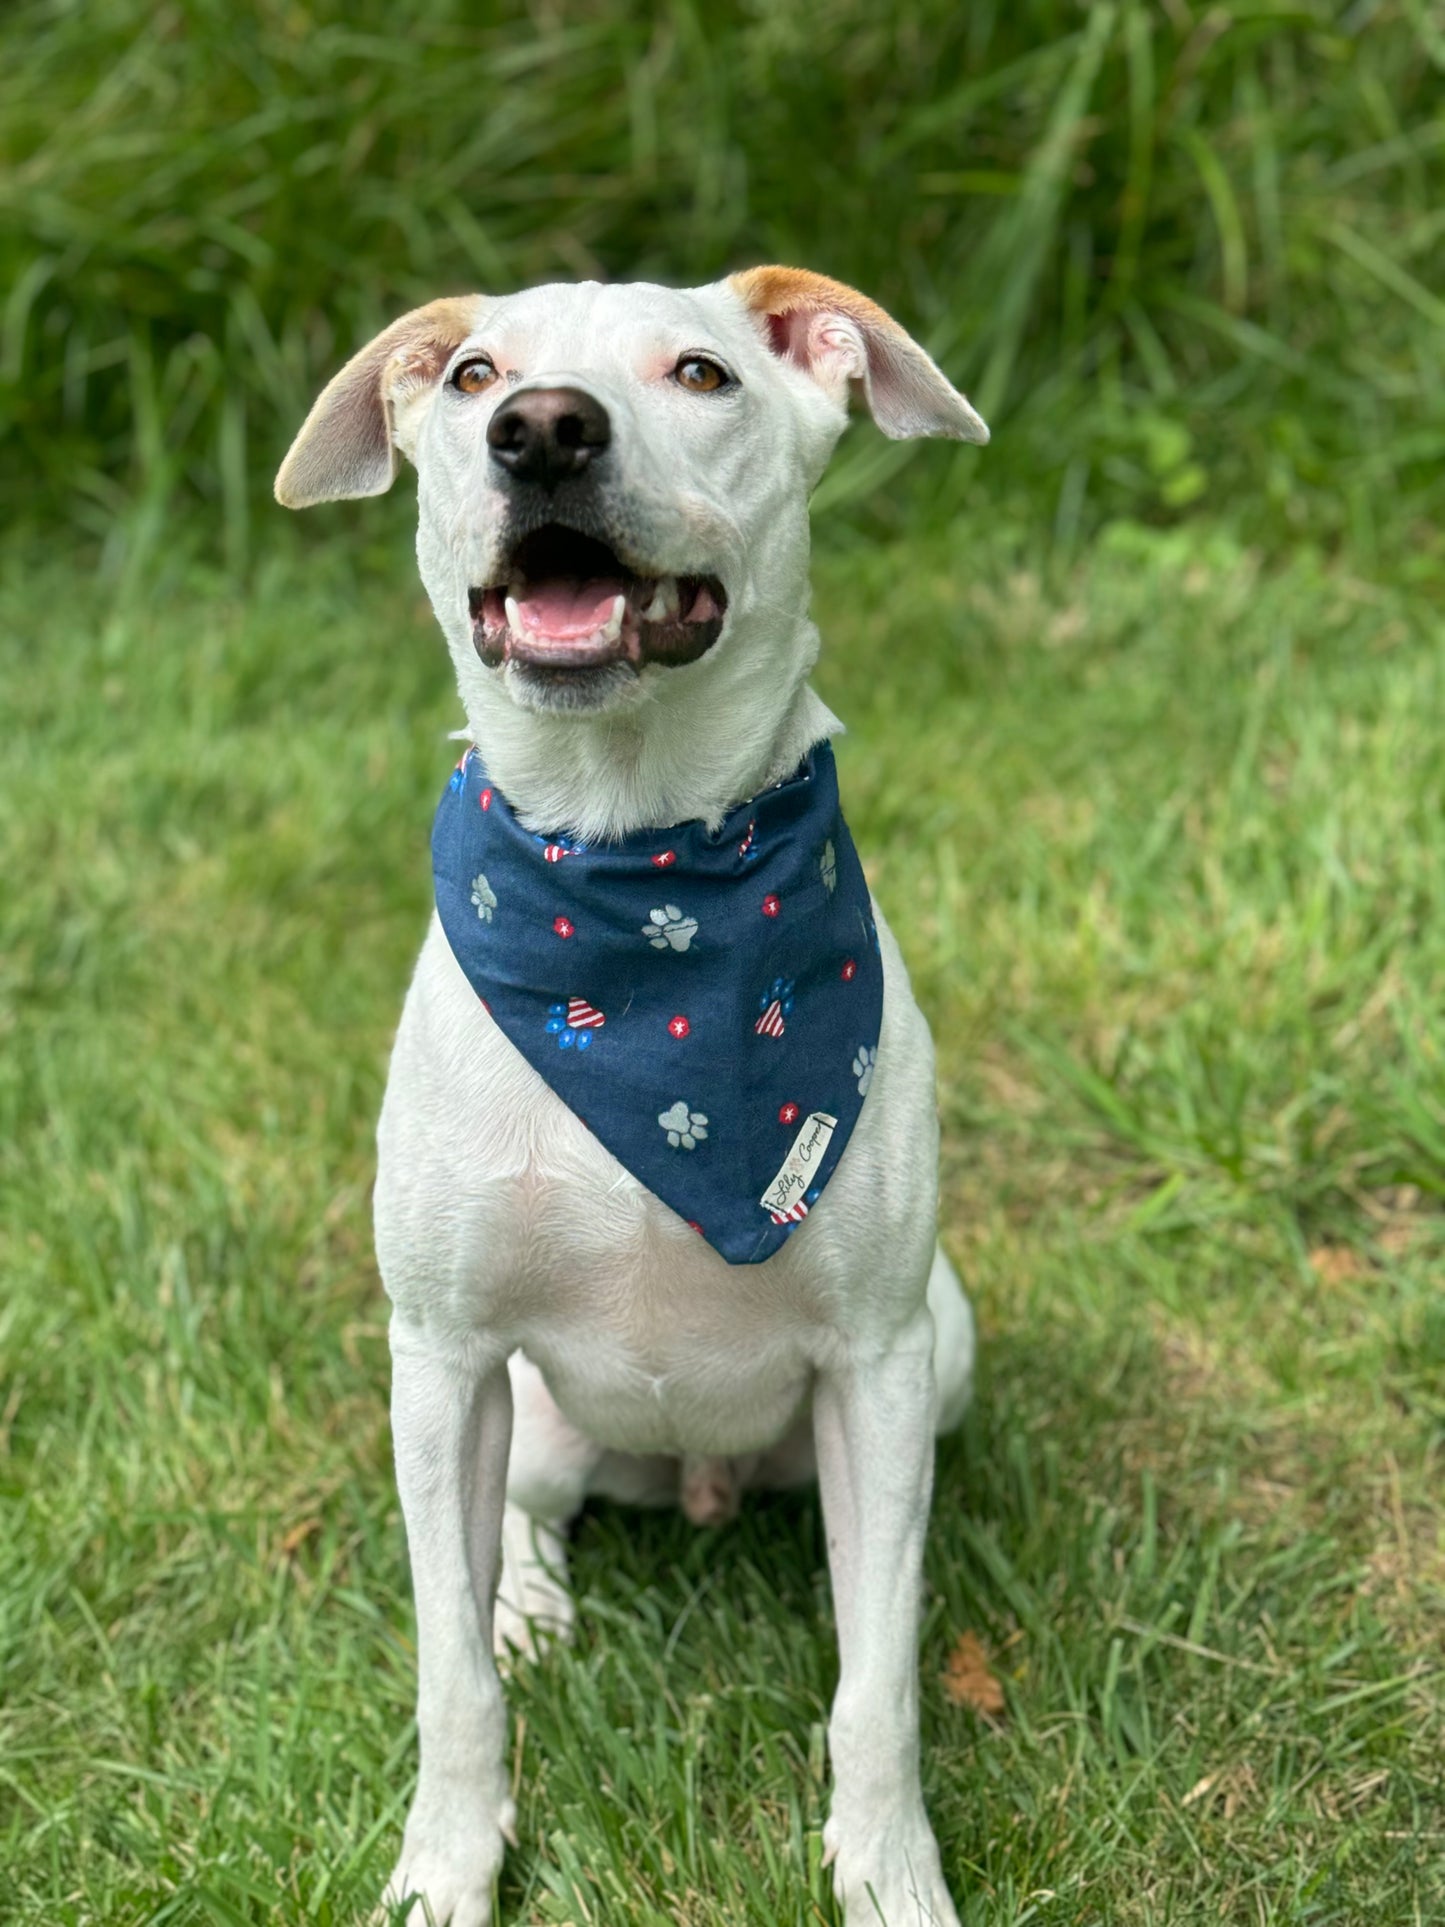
759;1112;837;1217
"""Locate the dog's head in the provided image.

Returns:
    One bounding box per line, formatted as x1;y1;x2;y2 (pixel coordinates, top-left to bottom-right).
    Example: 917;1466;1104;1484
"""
277;271;985;825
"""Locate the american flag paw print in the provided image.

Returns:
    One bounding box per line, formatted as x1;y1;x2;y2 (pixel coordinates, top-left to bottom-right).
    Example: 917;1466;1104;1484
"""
754;976;795;1038
534;832;586;863
545;998;605;1050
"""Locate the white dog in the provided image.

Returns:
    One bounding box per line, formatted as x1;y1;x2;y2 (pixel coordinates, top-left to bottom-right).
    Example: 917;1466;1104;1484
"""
276;267;987;1927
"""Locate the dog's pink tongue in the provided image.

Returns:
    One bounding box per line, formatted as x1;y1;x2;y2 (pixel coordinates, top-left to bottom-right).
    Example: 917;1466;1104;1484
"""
516;578;624;640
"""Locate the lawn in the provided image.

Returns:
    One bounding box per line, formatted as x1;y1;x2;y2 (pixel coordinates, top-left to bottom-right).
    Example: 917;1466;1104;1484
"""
1;491;1441;1923
3;0;1443;1917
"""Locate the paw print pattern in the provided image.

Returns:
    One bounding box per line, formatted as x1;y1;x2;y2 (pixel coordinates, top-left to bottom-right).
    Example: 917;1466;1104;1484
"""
769;1198;810;1225
546;998;605;1050
530;831;583;861
434;740;880;1261
541;836;584;863
643;905;699;952
658;1100;709;1150
755;976;795;1038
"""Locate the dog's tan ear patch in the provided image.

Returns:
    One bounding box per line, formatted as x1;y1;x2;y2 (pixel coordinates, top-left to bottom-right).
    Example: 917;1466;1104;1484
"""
729;266;988;445
275;296;484;509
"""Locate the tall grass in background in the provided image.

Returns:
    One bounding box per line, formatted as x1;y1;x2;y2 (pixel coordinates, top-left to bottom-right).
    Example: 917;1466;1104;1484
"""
2;0;1442;578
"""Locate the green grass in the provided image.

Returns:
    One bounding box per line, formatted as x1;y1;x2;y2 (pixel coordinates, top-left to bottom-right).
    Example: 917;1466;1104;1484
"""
3;0;1443;568
2;495;1442;1924
3;2;1442;1918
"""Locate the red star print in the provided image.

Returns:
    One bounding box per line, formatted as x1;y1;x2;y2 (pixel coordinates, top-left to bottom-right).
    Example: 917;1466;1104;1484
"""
668;1014;691;1038
479;787;493;811
652;850;676;868
553;916;574;938
687;1220;704;1235
841;958;858;981
778;1102;800;1125
761;893;781;917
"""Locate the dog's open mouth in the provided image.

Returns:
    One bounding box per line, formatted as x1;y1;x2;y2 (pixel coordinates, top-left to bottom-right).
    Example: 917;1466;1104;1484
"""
469;525;727;678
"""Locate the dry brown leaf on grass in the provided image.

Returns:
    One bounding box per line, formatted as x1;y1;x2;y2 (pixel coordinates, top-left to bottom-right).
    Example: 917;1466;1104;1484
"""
940;1631;1006;1719
1181;1764;1258;1820
279;1516;321;1556
1308;1243;1372;1286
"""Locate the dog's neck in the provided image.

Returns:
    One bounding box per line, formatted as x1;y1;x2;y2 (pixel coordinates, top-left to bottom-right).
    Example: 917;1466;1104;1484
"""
458;620;842;844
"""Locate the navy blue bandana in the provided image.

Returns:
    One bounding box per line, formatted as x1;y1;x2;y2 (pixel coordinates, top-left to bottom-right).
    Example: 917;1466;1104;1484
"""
432;741;883;1264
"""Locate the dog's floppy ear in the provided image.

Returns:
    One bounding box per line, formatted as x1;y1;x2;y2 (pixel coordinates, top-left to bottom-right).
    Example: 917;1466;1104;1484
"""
275;296;483;508
729;266;988;444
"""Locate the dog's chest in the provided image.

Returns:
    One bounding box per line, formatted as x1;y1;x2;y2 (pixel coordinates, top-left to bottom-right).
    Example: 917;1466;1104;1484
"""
376;921;827;1453
490;1099;826;1456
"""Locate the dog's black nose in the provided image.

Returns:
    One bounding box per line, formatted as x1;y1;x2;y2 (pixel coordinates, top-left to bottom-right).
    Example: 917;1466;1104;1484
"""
486;387;612;488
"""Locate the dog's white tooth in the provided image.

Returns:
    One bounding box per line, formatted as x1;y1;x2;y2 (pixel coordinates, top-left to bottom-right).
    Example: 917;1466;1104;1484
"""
504;593;524;635
601;592;626;644
642;577;680;623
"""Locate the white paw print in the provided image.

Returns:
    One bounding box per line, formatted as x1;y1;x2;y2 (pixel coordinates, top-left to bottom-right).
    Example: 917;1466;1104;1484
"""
820;838;837;893
658;1100;709;1150
852;1044;877;1095
470;872;497;922
643;904;698;952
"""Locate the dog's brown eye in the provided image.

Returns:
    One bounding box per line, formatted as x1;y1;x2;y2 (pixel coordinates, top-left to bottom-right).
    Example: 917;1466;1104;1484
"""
454;357;499;395
674;356;731;394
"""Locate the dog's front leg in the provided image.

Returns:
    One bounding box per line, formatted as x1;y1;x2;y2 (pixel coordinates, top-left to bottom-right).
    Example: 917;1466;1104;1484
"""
382;1321;515;1927
815;1316;960;1927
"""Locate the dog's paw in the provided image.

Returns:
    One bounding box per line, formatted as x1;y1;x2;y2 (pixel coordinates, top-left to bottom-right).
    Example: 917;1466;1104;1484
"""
823;1812;961;1927
493;1574;574;1663
377;1802;514;1927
